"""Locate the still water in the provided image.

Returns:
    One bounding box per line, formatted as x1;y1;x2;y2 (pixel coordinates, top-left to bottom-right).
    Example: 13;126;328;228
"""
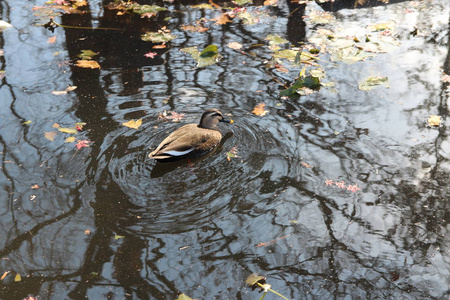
0;0;449;299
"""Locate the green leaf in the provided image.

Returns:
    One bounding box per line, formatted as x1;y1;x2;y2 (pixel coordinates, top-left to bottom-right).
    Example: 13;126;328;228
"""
78;50;99;60
234;0;252;4
131;4;167;14
358;76;389;91
280;75;321;97
191;4;214;9
199;45;219;58
181;46;220;68
114;234;125;240
141;32;177;43
265;34;288;45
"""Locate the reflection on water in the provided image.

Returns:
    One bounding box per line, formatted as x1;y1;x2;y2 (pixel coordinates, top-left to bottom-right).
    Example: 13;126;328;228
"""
0;0;449;299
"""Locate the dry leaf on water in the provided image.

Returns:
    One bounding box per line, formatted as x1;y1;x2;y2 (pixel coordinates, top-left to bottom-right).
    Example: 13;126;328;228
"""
58;127;78;134
1;271;10;280
44;131;57;141
227;41;242;50
264;0;278;5
47;36;57;44
122;119;142;129
252;103;268;116
212;13;232;25
427;115;441;127
75;60;101;69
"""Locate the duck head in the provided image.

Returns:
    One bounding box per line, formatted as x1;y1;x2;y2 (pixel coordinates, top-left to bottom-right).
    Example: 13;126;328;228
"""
198;108;232;130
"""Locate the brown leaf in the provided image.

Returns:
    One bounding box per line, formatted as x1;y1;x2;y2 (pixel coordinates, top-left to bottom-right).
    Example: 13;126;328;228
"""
75;60;101;69
212;13;232;25
31;184;40;189
44;131;57;141
252;103;268;116
152;44;167;49
52;123;60;128
180;25;208;33
301;161;312;168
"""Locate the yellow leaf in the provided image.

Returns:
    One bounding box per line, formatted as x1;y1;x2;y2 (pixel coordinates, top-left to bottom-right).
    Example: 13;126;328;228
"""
14;273;21;282
52;123;60;128
122;119;142;129
252;103;268;116
31;184;40;189
44;131;57;141
427;115;441;127
52;90;68;95
58;127;78;134
264;0;278;5
75;60;101;69
227;41;242;50
65;136;76;143
23;120;32;125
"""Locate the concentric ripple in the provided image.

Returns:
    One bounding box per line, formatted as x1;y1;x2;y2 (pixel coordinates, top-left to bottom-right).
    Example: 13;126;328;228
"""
98;110;289;235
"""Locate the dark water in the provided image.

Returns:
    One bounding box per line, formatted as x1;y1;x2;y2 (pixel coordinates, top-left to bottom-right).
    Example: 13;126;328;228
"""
0;0;449;299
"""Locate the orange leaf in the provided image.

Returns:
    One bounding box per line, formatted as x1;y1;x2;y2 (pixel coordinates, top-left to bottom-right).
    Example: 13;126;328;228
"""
122;119;142;129
1;271;10;280
44;131;57;141
47;36;57;44
152;44;167;49
252;103;268;116
75;60;101;69
31;184;40;189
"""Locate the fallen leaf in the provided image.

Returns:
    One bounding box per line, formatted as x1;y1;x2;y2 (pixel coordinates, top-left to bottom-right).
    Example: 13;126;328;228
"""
52;123;60;128
264;0;278;5
58;127;78;134
114;234;125;239
227;41;242;50
84;229;91;235
14;273;21;282
252;103;268;116
47;36;57;44
427;115;441;127
75;60;101;69
30;195;36;201
66;85;77;91
301;161;312;168
65;136;76;143
44;131;57;141
23;120;32;125
212;13;232;25
175;294;196;300
245;273;266;288
359;76;389;91
1;271;10;280
31;184;40;189
180;25;208;33
152;44;167;49
75;140;92;150
144;51;158;59
77;50;99;60
122;119;142;129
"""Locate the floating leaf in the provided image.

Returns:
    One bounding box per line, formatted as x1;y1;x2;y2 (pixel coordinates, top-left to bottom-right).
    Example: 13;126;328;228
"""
122;119;142;129
330;47;376;64
212;13;233;25
252;103;268;116
78;49;99;60
264;0;278;5
367;21;395;32
44;131;57;141
358;76;389;91
245;273;266;288
280;75;321;97
307;10;335;24
236;11;259;25
144;51;158;59
65;136;76;143
266;34;288;45
75;60;101;69
181;46;220;68
427;115;442;127
31;184;40;189
114;234;125;240
52;90;68;95
234;0;252;5
180;25;208;33
14;273;21;282
176;294;196;300
47;36;57;44
227;41;242;50
58;127;78;134
23;120;32;125
0;271;9;280
75;140;92;150
141;31;177;43
158;111;186;122
199;45;218;58
191;4;214;9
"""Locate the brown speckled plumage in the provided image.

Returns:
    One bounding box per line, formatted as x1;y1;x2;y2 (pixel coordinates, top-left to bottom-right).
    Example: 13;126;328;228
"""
149;109;231;161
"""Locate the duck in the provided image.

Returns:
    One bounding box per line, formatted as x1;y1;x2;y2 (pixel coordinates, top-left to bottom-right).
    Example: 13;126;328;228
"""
149;108;233;161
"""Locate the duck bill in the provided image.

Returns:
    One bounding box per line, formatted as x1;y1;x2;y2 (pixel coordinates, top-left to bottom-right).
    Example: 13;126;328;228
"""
220;118;234;124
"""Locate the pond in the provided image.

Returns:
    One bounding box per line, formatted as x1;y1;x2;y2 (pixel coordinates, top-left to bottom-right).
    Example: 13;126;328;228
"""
0;0;449;299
